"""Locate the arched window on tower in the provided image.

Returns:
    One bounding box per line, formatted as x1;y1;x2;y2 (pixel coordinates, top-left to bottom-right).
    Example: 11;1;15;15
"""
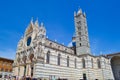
97;59;101;69
58;54;61;65
46;51;50;64
80;43;81;46
82;58;86;68
91;58;94;68
67;56;69;67
75;58;77;68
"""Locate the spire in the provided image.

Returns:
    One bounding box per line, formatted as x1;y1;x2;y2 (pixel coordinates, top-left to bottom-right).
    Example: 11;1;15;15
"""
35;18;39;27
77;8;82;15
30;17;33;24
83;12;86;17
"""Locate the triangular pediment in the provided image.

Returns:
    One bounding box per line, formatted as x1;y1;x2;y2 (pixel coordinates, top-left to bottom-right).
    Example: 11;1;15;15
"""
25;23;33;36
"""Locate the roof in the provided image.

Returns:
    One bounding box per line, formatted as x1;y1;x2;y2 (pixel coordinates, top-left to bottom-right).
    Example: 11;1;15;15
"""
46;38;73;49
0;57;14;62
107;52;120;56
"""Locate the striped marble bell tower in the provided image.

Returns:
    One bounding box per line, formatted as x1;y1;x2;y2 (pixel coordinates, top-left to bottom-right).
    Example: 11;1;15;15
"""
74;9;91;55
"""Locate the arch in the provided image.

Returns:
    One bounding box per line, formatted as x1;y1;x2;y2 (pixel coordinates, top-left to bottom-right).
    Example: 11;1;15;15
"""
29;54;34;62
22;56;27;64
82;58;85;68
111;56;120;80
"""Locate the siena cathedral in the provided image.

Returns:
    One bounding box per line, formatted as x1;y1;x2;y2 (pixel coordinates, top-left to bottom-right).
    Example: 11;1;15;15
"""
13;9;120;80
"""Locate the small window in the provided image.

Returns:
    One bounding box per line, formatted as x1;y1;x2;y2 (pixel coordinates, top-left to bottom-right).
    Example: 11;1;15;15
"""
97;59;101;68
77;21;81;24
58;54;61;65
67;56;69;67
50;43;52;46
78;32;81;35
75;58;77;68
46;51;50;64
91;59;94;68
78;27;81;30
79;38;81;41
80;43;81;46
82;58;86;68
104;60;106;69
58;46;60;49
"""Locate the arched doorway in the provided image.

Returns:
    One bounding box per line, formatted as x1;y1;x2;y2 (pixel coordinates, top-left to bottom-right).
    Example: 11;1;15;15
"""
111;56;120;80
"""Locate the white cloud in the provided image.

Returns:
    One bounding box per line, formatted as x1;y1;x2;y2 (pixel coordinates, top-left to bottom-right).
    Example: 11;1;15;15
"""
0;49;16;60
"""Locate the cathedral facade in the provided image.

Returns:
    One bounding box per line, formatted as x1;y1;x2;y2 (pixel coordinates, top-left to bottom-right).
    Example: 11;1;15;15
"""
13;9;114;80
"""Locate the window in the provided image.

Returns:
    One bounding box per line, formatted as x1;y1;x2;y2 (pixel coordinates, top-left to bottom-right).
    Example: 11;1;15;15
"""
27;37;31;46
67;56;69;67
79;37;81;41
58;54;61;65
82;58;85;68
77;21;81;24
78;27;81;30
97;59;101;68
50;43;52;46
91;59;94;68
104;60;106;69
46;51;50;64
78;32;81;35
80;43;81;46
58;46;60;49
75;58;77;68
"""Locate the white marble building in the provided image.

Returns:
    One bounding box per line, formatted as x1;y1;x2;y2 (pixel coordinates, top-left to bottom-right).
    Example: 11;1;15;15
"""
13;9;114;80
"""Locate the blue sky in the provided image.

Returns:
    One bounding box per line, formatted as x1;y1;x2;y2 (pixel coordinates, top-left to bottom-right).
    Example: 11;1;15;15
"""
0;0;120;59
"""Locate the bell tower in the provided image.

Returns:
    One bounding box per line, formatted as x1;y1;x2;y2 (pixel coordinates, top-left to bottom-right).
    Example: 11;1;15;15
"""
74;9;91;55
